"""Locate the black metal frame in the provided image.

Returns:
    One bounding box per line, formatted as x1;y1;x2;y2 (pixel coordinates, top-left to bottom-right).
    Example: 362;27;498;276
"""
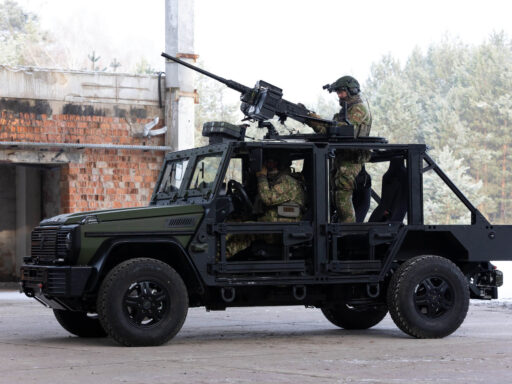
21;136;510;307
180;139;512;292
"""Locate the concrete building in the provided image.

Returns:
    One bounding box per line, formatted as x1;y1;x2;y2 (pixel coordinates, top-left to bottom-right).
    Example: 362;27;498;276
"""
0;66;170;281
0;0;196;281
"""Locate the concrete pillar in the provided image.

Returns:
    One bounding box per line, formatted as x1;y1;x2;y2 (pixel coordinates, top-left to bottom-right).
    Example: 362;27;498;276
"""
15;166;41;276
164;0;195;151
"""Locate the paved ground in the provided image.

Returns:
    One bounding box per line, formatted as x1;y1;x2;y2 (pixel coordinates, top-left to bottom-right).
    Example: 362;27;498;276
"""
1;291;512;384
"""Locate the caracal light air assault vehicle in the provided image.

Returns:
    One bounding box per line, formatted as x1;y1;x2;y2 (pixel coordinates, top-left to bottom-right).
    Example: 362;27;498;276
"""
20;54;505;346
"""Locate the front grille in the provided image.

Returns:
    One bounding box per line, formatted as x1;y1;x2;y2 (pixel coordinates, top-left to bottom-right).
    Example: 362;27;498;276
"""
56;231;70;258
31;226;73;264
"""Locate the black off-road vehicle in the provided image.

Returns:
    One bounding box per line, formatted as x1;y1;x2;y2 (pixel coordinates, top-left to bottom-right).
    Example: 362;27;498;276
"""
20;55;505;346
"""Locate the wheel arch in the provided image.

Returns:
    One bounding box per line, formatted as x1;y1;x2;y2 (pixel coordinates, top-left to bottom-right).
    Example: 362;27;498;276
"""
394;230;469;264
89;238;205;304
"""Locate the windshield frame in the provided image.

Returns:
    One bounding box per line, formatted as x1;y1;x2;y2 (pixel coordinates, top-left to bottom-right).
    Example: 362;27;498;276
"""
151;143;230;205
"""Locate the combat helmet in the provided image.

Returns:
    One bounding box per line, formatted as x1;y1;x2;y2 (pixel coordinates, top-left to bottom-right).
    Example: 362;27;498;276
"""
323;75;360;96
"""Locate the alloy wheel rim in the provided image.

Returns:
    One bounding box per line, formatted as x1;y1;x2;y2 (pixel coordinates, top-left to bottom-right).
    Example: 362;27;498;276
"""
413;276;454;319
122;280;170;327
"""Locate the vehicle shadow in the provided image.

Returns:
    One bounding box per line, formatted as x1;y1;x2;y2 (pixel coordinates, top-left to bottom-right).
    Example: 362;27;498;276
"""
173;325;407;345
31;323;408;348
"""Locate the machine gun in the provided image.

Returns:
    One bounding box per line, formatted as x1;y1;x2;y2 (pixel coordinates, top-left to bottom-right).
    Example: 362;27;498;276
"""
161;52;353;139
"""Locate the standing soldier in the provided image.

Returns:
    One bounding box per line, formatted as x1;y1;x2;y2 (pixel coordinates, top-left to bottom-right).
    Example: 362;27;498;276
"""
305;75;372;222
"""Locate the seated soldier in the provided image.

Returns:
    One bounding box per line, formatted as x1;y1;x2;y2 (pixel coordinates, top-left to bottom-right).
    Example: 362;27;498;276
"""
225;153;306;259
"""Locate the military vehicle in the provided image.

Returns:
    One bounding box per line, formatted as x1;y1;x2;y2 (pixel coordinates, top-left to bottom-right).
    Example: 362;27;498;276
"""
20;54;505;346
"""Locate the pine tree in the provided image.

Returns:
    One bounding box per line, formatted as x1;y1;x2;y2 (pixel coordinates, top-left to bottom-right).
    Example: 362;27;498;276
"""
363;34;512;223
0;0;65;67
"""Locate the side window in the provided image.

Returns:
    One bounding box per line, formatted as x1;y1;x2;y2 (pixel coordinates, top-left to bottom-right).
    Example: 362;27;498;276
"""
157;158;189;194
188;154;223;191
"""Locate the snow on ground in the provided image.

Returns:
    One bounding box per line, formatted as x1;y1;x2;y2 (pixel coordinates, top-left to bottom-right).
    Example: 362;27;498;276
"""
0;291;30;301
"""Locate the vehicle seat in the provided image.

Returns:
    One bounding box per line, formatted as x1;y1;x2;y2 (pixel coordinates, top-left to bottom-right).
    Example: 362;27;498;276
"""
369;158;408;222
352;166;372;223
297;158;313;221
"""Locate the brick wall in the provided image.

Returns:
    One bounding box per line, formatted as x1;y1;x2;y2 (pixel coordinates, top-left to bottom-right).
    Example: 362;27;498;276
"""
1;108;165;213
62;149;163;212
0;66;169;215
0;67;171;279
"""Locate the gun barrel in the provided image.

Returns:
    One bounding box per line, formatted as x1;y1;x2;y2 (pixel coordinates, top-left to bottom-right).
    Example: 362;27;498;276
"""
161;52;250;94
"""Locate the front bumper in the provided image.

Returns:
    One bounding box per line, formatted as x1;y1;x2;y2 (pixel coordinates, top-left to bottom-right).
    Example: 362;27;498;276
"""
20;265;94;309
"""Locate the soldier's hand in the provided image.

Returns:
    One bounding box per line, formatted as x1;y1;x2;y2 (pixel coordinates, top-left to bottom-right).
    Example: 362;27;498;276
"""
256;165;267;177
298;103;318;117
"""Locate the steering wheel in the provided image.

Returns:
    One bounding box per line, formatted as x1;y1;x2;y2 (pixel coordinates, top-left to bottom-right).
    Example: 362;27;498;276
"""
227;180;253;215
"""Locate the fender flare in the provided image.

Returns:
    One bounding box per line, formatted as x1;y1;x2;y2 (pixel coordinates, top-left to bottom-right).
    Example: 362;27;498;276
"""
86;237;205;294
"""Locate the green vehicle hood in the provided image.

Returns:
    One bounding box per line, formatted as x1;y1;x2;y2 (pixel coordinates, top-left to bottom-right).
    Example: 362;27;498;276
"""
39;205;205;225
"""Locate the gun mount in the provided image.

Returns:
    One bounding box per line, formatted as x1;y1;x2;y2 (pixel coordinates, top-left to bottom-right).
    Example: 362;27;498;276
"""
161;52;361;141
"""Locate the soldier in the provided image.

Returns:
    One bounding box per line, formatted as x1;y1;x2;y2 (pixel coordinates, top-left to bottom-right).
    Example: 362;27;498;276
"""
305;75;372;222
254;155;305;223
306;75;372;137
225;154;305;258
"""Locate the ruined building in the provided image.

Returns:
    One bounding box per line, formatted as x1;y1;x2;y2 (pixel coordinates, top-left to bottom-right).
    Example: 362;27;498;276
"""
0;66;169;281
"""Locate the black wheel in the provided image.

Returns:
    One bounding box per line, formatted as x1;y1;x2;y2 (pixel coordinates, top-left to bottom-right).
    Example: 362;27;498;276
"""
97;258;188;346
387;255;469;338
53;309;107;338
321;303;388;330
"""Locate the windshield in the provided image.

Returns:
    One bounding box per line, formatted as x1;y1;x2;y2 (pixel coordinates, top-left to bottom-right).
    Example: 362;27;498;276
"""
187;154;223;193
157;158;189;196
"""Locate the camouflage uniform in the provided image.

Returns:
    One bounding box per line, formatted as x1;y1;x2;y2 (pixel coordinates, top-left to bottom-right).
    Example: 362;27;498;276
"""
306;95;372;222
225;168;305;258
256;169;305;222
307;95;371;137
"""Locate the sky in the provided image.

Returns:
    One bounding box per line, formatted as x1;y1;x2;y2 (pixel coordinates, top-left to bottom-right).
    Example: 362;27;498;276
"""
17;0;512;106
14;0;512;298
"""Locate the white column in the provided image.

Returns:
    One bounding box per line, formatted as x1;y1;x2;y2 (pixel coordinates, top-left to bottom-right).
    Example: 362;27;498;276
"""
164;0;195;151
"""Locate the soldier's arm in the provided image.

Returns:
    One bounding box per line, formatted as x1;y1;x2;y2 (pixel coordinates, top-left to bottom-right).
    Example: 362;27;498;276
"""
304;112;328;134
257;175;298;206
348;104;371;136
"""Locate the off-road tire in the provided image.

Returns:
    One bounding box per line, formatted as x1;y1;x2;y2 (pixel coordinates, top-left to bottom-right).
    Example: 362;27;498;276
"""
53;309;107;337
97;258;188;346
321;304;388;330
387;255;469;338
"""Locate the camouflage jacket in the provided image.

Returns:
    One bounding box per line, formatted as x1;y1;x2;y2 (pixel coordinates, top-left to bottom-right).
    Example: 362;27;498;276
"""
256;170;305;222
307;95;372;137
